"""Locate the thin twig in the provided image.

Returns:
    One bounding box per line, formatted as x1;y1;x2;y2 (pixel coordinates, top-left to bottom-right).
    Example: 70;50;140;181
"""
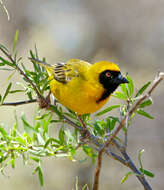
1;99;37;106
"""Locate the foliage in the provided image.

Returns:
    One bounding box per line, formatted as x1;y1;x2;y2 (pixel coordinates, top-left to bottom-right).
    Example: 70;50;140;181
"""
0;31;157;188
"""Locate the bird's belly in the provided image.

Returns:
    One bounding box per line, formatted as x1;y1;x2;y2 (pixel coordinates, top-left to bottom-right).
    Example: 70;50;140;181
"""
50;82;109;115
57;92;109;114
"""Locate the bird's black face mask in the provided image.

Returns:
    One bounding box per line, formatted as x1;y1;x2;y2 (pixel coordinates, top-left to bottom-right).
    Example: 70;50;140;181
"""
97;70;128;103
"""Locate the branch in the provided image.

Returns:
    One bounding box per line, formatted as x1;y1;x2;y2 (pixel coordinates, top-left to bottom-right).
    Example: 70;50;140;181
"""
0;47;43;100
111;139;152;190
0;50;163;190
93;149;104;190
1;99;37;106
100;72;164;156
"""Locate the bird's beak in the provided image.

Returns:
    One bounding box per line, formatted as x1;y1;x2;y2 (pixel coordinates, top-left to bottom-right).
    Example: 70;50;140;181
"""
117;73;129;84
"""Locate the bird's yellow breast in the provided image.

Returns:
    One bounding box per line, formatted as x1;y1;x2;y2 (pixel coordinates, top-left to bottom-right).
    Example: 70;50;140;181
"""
49;76;110;115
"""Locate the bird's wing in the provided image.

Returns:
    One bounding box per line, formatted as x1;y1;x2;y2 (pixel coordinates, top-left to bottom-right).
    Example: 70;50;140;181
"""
30;58;90;84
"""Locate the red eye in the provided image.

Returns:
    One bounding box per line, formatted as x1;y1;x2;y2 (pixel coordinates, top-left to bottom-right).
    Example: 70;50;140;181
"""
105;72;111;78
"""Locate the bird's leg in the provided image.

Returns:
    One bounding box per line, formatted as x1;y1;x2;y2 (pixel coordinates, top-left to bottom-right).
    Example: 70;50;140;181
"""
77;115;90;140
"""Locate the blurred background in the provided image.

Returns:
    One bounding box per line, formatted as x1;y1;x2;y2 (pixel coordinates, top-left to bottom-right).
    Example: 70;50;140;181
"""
0;0;164;189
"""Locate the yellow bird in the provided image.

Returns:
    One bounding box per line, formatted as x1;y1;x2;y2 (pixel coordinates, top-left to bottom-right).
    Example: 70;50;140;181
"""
31;58;128;115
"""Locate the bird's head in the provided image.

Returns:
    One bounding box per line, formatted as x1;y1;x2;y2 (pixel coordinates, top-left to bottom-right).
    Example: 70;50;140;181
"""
90;61;128;93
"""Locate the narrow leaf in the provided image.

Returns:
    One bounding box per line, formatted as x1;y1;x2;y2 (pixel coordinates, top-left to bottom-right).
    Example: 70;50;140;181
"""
21;114;36;133
33;166;44;186
50;105;63;119
121;172;133;184
139;168;155;178
13;30;19;53
2;82;12;103
120;83;128;97
59;126;65;145
0;56;15;67
112;92;127;100
127;75;134;97
136;109;154;119
96;105;120;116
135;81;151;97
44;138;60;148
30;156;40;163
9;90;24;94
0;126;8;138
138;149;144;171
138;99;153;108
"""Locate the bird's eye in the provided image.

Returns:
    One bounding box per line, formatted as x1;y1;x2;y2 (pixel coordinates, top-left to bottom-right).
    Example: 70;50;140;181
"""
105;72;111;78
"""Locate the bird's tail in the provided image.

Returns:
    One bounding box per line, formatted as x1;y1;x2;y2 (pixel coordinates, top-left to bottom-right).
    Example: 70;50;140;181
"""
29;58;54;76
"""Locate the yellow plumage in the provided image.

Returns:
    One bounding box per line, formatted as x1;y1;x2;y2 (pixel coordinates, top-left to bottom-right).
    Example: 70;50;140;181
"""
31;58;128;115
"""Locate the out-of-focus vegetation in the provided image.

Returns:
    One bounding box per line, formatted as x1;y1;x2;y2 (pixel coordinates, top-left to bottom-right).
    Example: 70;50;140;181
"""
0;1;164;190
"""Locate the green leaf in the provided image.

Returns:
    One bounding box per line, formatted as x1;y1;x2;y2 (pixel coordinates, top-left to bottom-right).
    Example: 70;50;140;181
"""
21;114;36;133
9;90;24;94
138;99;153;108
139;168;155;178
93;121;104;136
11;123;17;137
10;158;15;169
136;109;154;119
82;145;96;163
36;133;45;145
138;149;144;171
13;30;19;53
15;136;26;145
30;156;40;163
112;92;127;100
33;165;44;186
120;83;128;97
109;117;119;130
121;172;133;184
135;81;151;97
96;105;120;116
2;82;12;103
82;184;88;190
23;132;32;144
44;138;60;148
0;126;9;139
50;105;63;119
59;126;65;145
0;44;9;53
35;113;50;120
0;56;12;66
126;75;134;97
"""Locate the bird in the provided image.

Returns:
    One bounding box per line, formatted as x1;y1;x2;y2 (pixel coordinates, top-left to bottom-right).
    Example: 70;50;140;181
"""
31;58;128;115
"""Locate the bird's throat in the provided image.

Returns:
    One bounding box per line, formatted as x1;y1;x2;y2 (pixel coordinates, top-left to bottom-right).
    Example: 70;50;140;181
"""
96;84;119;103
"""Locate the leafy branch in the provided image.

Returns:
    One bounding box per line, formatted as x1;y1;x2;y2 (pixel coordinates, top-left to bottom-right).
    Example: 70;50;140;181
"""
0;32;163;189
